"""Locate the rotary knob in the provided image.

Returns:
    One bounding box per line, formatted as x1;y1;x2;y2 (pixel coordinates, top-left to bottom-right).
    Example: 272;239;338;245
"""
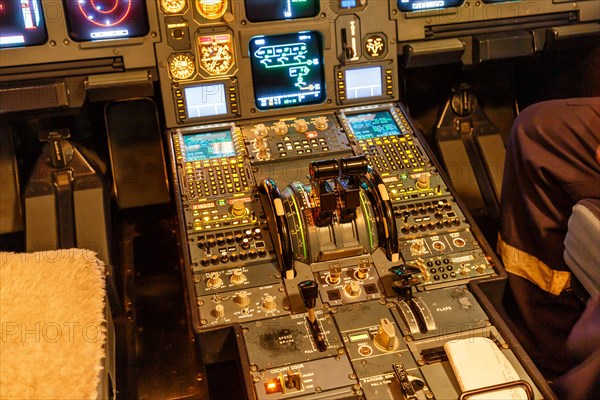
344;281;361;297
374;318;399;351
241;238;251;250
235;291;250;307
214;304;225;319
207;273;223;288
255;123;268;138
262;295;277;310
314;116;328;131
274;121;288;135
231;201;247;217
230;269;246;285
416;173;430;189
294;119;308;133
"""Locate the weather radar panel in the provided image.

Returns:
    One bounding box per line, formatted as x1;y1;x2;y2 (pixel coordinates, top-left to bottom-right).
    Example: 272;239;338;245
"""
63;0;149;42
249;31;325;111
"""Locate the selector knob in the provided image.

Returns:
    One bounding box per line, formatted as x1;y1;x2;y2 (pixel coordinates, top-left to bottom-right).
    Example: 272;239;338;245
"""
416;173;430;189
245;229;253;239
410;239;426;256
210;255;220;265
197;238;207;248
207;273;223;288
229;252;239;262
255;123;268;138
262;295;277;310
257;248;267;257
239;250;248;260
216;236;225;246
220;252;229;263
235;291;250;307
253;228;262;240
200;257;210;267
231;201;247;217
294;118;308;133
257;143;269;160
248;249;258;259
241;238;250;250
314;116;328;131
374;318;399;351
327;263;342;285
274;121;288;135
207;238;216;248
214;304;225;319
230;269;246;285
344;281;361;297
226;234;235;244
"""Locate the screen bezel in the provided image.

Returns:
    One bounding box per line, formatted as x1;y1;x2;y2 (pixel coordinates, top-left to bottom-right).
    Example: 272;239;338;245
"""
183;83;229;120
336;64;393;105
244;0;319;23
0;0;48;49
345;110;404;140
249;31;326;111
62;0;150;42
181;129;237;162
397;0;465;12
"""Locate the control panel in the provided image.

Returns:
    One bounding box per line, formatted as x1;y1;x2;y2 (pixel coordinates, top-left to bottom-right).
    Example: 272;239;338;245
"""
169;102;544;399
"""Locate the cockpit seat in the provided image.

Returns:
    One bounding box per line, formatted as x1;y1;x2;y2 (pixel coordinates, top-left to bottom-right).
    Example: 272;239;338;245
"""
564;198;600;297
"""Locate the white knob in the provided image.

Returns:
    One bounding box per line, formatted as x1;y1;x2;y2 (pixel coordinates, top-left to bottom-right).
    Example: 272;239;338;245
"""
374;318;399;351
235;291;250;307
214;304;225;318
344;281;361;297
294;119;308;133
230;269;247;285
274;121;288;135
263;295;277;310
315;116;328;131
255;123;268;137
207;273;223;288
416;173;430;189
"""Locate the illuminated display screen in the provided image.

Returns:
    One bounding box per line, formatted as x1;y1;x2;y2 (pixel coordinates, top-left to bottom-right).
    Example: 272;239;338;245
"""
182;130;236;161
0;0;47;48
397;0;463;12
184;83;228;119
249;31;325;110
345;66;382;100
63;0;149;41
245;0;318;22
346;111;403;140
340;0;358;8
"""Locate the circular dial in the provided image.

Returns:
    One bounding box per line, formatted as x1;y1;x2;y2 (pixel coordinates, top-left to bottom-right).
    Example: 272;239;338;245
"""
168;53;196;81
195;0;227;19
200;41;233;75
160;0;187;14
77;0;133;27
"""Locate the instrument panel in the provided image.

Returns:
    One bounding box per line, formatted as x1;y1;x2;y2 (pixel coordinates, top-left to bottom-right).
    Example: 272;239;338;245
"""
168;103;546;399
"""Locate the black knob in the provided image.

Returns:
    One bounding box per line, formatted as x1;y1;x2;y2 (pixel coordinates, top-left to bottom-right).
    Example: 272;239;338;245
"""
241;238;251;250
257;248;267;258
239;250;248;260
226;234;235;244
229;252;239;262
200;257;210;267
235;233;244;243
298;280;319;310
253;228;262;240
210;255;220;265
248;249;258;259
216;236;225;246
197;238;207;248
207;238;216;247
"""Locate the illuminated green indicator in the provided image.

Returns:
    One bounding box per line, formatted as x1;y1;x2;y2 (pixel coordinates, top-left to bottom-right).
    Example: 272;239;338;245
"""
349;332;370;342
